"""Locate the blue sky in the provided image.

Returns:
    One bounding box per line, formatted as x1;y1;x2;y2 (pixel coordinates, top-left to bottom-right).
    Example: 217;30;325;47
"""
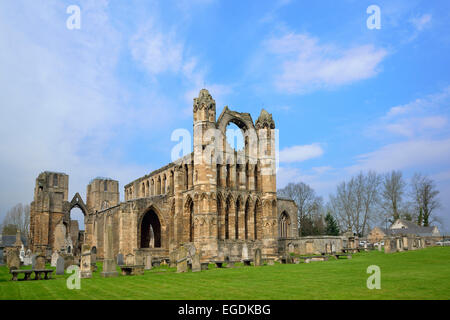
0;0;449;231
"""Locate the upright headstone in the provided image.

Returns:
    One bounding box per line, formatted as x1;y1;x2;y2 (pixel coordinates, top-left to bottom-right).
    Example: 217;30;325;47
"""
145;255;152;270
80;244;92;278
56;256;65;275
19;246;25;263
176;246;188;273
35;255;46;269
288;243;295;254
254;248;262;266
91;247;97;272
331;244;336;254
7;249;20;270
117;253;124;266
23;253;32;266
62;254;74;269
100;215;118;277
125;254;134;266
242;243;249;260
51;252;59;267
31;254;37;268
191;253;201;272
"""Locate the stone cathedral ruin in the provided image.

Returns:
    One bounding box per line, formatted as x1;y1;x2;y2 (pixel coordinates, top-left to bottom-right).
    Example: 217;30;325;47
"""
29;89;303;265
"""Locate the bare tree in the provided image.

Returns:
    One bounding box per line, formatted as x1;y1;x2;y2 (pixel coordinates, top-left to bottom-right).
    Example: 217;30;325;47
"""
328;171;381;236
380;170;405;222
410;173;440;226
278;182;322;236
1;203;30;238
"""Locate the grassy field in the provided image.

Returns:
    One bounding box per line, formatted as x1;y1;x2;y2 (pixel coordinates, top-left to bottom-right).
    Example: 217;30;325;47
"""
1;247;449;300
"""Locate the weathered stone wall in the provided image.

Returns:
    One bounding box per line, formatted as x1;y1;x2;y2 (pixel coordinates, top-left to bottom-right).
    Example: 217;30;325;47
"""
278;236;344;255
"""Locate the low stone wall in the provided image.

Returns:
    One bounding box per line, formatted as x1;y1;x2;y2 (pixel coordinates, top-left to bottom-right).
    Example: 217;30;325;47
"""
278;236;344;255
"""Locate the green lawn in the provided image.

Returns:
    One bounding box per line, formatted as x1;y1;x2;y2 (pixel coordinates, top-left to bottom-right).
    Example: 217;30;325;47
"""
1;247;449;300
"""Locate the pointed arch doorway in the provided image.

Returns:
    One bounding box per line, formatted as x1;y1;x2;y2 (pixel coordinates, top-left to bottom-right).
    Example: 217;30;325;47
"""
140;208;161;248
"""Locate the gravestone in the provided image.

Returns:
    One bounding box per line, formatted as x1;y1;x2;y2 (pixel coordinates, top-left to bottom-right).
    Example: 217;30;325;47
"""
176;247;188;273
91;247;97;264
7;249;20;270
23;254;32;266
254;248;262;266
242;243;249;260
19;246;25;263
331;244;336;254
169;250;177;268
191;253;201;272
31;254;37;269
288;243;295;254
80;245;92;278
51;252;59;267
56;256;65;275
62;254;74;269
117;253;124;266
100;216;118;277
145;255;152;270
35;255;46;269
125;254;134;266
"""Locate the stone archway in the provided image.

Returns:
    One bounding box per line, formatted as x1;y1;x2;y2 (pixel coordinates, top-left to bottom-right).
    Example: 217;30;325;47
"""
140;208;162;248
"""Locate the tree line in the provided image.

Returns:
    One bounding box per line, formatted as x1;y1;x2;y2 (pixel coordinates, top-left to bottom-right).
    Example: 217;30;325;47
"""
278;170;442;237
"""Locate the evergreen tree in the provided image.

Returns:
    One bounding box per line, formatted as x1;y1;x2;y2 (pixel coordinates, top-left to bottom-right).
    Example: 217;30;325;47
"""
325;212;340;236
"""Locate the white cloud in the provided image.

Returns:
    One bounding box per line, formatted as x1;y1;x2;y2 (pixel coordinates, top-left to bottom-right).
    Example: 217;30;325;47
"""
264;33;387;94
370;86;450;138
279;143;324;163
0;1;177;219
130;21;184;75
348;138;450;173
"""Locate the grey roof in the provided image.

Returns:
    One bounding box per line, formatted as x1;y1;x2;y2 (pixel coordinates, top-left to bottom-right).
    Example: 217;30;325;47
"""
0;235;28;248
385;221;438;237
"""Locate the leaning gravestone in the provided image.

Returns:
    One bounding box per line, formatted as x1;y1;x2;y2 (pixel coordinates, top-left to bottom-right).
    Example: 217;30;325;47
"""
56;256;65;275
51;252;59;267
254;248;262;266
191;253;201;272
177;247;188;273
117;253;124;266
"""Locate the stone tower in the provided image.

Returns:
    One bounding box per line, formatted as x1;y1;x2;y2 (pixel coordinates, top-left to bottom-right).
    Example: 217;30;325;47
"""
86;178;119;213
255;109;278;257
29;171;69;252
192;89;218;257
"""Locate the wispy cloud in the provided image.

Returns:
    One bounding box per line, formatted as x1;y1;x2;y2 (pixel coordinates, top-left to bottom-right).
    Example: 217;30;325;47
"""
410;13;432;31
264;33;388;94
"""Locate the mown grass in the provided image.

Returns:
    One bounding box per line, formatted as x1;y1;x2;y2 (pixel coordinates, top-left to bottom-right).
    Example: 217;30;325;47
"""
0;247;449;300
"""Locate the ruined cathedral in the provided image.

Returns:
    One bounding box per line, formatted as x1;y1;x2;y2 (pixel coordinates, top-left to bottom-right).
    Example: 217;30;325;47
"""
29;89;298;262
